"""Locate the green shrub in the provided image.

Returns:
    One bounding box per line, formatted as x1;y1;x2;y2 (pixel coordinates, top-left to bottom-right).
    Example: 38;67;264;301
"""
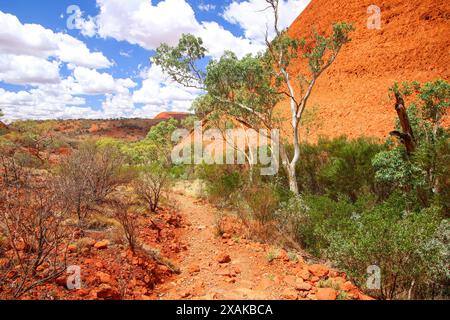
277;192;448;299
276;194;371;255
324;195;448;300
242;182;279;225
196;163;244;206
293;137;383;201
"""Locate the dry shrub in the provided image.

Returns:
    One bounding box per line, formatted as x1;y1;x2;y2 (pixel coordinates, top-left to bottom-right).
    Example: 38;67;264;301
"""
0;185;71;298
111;200;138;253
55;141;132;224
133;165;170;213
243;184;279;225
85;214;121;231
0;147;30;188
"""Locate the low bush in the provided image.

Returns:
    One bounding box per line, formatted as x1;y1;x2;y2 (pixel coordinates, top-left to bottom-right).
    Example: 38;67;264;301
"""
196;164;244;207
276;192;448;299
134;164;171;213
294;137;383;201
55;141;132;224
325;195;448;300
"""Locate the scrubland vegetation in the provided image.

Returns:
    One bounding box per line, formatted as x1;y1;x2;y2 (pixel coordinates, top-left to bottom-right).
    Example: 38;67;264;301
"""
0;115;184;299
183;80;449;300
0;81;447;300
0;0;447;300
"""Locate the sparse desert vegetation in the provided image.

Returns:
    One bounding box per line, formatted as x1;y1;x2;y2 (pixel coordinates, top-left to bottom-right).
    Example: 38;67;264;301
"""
0;0;448;303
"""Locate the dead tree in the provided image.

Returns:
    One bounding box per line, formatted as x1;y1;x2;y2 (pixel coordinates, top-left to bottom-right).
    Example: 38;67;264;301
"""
390;91;416;155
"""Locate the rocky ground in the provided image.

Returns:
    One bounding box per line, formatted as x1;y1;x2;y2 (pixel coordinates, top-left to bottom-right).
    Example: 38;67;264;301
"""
3;189;372;300
152;193;372;301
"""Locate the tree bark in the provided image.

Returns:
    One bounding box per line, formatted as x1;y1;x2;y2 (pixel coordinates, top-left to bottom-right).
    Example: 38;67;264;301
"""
390;92;416;155
280;144;299;195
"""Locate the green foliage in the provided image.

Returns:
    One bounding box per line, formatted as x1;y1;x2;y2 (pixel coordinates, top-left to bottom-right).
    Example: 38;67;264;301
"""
292;137;383;201
153;34;206;88
196;163;244;207
146;118;178;146
276;194;372;255
242;182;280;225
303;23;354;76
377;80;450;211
325;196;448;300
276;192;448;299
372;148;424;191
96;119;180;167
181;115;199;131
204;51;280;128
419;79;449;127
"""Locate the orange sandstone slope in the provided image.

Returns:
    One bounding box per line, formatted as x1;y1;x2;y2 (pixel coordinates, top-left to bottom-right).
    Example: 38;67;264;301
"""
280;0;449;141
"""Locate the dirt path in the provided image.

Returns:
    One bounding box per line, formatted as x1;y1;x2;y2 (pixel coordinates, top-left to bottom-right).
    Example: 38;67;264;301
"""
153;193;368;301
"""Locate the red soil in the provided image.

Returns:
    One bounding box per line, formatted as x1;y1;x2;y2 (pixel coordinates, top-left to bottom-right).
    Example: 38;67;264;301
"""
279;0;449;141
154;193;371;300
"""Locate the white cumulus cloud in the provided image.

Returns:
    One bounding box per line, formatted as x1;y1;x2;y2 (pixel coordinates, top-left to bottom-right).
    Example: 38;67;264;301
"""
0;10;112;69
223;0;310;44
0;55;61;85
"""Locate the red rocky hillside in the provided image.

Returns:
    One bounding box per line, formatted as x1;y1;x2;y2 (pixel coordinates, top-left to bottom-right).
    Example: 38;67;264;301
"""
278;0;449;141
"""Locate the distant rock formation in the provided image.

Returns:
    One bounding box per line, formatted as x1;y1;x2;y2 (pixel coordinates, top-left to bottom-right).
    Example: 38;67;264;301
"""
154;112;191;121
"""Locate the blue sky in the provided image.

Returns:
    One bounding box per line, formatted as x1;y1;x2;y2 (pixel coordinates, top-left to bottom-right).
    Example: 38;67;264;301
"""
0;0;309;122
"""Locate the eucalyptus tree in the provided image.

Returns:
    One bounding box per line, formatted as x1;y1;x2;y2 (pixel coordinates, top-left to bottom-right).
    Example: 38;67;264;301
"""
153;1;354;194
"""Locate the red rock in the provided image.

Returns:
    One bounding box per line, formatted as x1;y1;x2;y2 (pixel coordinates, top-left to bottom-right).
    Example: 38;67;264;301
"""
188;264;201;274
308;264;329;278
256;278;273;290
230;266;241;275
330;276;346;289
78;289;89;297
216;253;231;264
225;278;236;284
170;243;180;253
283;275;298;287
222;233;231;239
296;269;311;281
316;288;337;300
278;249;290;262
144;275;152;284
329;270;339;278
295;279;312;291
55;276;68;288
216;269;232;277
342;281;356;292
94;240;110;250
96;284;121;300
0;258;9;268
281;289;298;300
96;271;112;284
298;290;309;299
